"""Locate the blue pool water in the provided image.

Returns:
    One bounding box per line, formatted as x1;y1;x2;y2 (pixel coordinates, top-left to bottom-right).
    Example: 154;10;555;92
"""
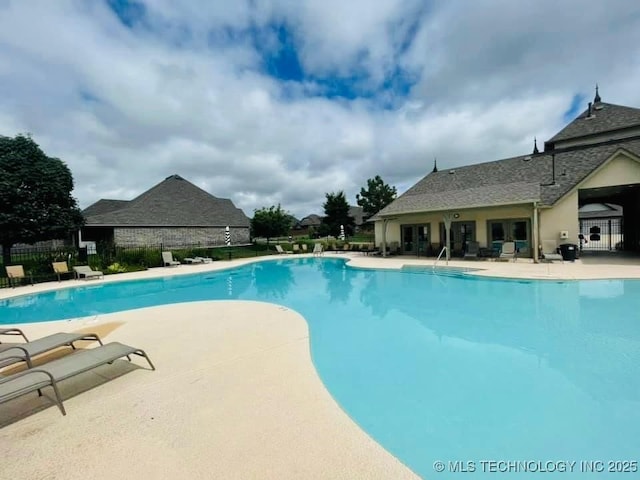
2;257;640;478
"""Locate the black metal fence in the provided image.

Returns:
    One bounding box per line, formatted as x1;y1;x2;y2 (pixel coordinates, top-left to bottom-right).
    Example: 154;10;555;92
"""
0;242;273;289
579;218;624;252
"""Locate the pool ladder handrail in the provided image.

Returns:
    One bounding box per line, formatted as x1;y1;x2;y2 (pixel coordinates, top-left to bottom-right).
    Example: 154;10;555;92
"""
433;246;448;270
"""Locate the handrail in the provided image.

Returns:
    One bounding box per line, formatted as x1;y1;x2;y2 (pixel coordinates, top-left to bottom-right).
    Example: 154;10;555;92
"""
433;246;448;269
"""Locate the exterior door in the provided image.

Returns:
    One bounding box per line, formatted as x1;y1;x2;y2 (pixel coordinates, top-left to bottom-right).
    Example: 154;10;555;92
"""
488;219;531;256
440;221;475;256
401;224;430;255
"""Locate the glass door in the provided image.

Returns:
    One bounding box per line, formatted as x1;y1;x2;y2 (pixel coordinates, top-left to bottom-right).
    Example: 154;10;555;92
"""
402;225;415;254
401;224;430;255
488;219;530;256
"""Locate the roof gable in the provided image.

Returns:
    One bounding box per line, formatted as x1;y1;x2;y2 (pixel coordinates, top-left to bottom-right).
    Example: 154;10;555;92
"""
376;140;640;217
84;175;249;227
548;102;640;144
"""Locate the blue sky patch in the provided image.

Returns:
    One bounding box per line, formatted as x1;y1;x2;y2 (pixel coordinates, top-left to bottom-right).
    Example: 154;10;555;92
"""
564;93;586;121
106;0;146;29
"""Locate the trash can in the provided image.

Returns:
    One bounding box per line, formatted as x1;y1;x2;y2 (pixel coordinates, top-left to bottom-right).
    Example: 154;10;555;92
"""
559;243;577;261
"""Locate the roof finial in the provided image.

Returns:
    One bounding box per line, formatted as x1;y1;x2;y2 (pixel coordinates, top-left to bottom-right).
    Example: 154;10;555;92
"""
533;137;539;154
432;157;438;173
594;83;601;103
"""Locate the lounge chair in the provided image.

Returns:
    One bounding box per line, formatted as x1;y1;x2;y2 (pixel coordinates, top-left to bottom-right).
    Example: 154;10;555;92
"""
499;241;517;261
183;256;213;264
161;251;180;267
0;331;103;369
292;244;300;254
541;240;563;262
464;241;480;260
73;265;104;280
0;342;155;416
275;245;292;255
52;262;74;282
0;328;29;342
312;243;323;256
5;265;31;288
301;244;308;252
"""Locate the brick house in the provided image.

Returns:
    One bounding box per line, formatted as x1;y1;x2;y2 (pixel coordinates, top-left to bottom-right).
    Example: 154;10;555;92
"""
81;175;250;247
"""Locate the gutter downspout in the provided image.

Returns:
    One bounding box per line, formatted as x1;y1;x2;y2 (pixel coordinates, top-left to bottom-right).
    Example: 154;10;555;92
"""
533;202;539;263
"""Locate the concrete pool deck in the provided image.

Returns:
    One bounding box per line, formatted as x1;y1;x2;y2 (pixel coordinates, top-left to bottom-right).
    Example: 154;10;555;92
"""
1;253;639;479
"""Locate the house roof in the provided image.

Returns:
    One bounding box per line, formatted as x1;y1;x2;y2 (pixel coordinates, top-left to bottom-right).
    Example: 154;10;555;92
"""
81;199;130;218
375;139;640;218
298;214;322;227
83;175;249;227
548;102;640;143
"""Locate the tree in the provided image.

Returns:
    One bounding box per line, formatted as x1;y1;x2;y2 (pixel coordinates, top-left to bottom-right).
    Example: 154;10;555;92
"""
251;205;292;243
0;134;84;265
356;175;397;218
322;191;354;237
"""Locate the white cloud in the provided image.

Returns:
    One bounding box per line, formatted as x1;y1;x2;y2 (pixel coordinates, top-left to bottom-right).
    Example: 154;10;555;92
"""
0;0;639;220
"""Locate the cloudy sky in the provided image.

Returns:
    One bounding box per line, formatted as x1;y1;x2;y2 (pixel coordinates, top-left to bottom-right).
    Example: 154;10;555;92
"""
1;1;639;219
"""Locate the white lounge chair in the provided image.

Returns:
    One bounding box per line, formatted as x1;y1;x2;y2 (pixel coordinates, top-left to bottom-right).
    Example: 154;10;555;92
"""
541;240;563;262
275;245;292;255
162;251;180;267
499;241;517;261
73;265;104;280
312;243;323;256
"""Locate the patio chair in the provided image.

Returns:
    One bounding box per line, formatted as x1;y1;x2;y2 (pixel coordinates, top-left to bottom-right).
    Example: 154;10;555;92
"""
73;265;104;280
5;265;32;288
464;241;480;260
292;244;300;254
275;245;292;255
183;256;212;264
0;341;155;416
499;241;517;261
161;251;180;267
312;243;323;256
301;244;308;252
52;262;74;282
0;331;103;369
541;240;563;262
0;328;29;342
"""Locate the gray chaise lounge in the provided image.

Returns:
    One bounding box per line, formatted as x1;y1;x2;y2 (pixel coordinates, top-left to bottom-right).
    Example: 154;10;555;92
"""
0;331;103;369
0;328;29;342
73;265;104;280
0;342;155;415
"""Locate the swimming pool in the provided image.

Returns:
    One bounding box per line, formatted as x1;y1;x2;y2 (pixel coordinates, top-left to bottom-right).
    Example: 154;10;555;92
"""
2;257;639;478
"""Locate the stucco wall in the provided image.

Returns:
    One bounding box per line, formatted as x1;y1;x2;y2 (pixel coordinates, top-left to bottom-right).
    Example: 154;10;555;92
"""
375;203;534;250
114;227;250;247
539;191;579;246
539;154;640;247
579;153;640;188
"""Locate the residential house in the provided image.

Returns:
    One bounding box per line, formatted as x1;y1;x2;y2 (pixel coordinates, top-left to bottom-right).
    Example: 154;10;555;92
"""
373;88;640;261
81;175;250;247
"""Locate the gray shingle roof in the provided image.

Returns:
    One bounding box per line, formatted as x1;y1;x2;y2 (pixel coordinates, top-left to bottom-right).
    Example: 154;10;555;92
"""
298;214;322;227
83;175;249;227
81;199;130;217
376;140;640;217
548;102;640;143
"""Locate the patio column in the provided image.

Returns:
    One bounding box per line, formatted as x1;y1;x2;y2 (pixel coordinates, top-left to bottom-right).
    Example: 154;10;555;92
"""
532;202;539;263
382;218;388;257
443;213;452;263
